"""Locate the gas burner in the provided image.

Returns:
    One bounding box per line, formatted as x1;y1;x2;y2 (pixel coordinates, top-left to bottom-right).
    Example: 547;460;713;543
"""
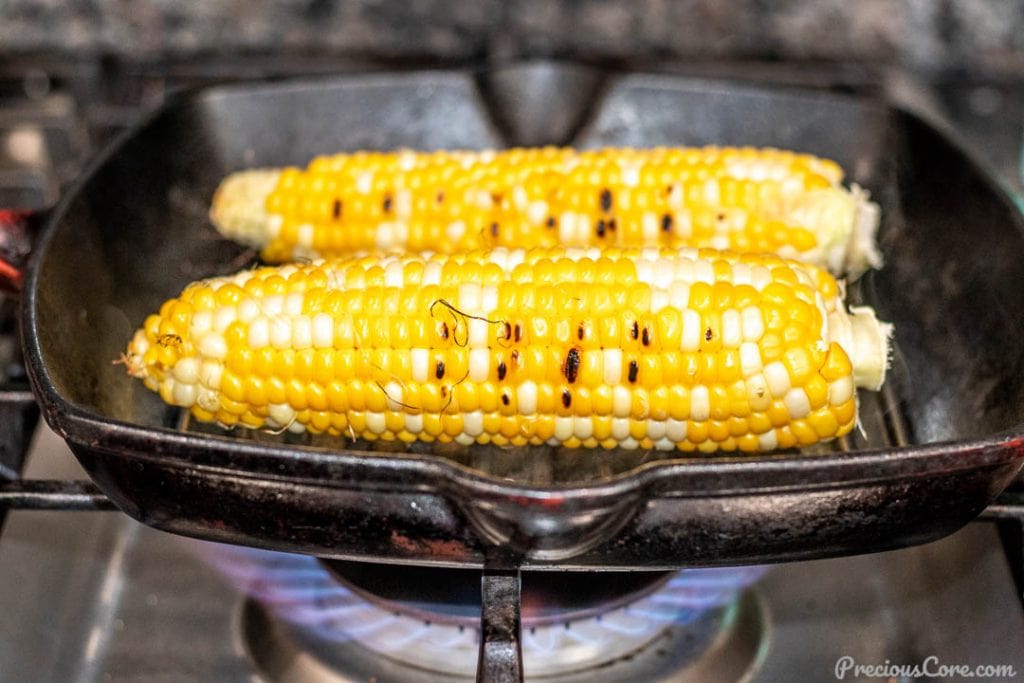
321;560;680;626
238;591;766;682
199;544;767;680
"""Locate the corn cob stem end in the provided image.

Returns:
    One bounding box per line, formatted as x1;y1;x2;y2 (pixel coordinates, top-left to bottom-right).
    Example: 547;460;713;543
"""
845;185;883;279
210;169;281;249
832;305;893;391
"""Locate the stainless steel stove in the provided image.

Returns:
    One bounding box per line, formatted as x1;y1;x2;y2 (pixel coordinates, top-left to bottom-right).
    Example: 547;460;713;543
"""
1;60;1024;682
2;428;1023;681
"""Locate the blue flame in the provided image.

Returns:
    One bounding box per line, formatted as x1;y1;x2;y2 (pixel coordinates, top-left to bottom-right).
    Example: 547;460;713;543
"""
191;539;766;648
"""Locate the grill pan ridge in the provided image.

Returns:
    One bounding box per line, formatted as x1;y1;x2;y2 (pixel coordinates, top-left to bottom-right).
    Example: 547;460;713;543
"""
21;68;1024;568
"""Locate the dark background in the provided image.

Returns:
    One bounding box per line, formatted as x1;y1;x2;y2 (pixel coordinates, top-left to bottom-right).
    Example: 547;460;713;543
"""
0;1;1021;78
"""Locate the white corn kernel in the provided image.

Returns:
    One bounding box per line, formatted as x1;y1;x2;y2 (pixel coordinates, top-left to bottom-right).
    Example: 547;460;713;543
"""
764;361;791;397
458;282;482;313
527;200;548;224
682;309;702;351
297;224;314;248
694;259;714;284
758;430;778;450
446;220;466;243
611;417;630;441
558;212;576;243
270;316;292;349
312;313;334;348
665;418;687;442
190;311;212;337
751;265;773;290
517;381;538;415
405;413;424;435
382;381;404;411
197;387;220;413
721;310;742;348
248;317;270;349
172;358;200;385
261;295;284;316
411;348;429;383
268;403;296;428
732;262;752;287
238;298;260;323
463;411;484;437
668;281;690;308
573;416;594;440
366;412;386;435
784;388;811;419
554;416;574;441
199;361;222;390
172;382;197;407
674;256;695;281
690;386;710;421
469;348;490;383
481;285;499;313
213;307;236;332
384;259;404;287
653;259;674;289
703;177;721;203
650;289;669;313
198;333;227;360
829;376;855;405
635;258;653;285
741;306;765;341
422;261;442;286
740;342;763;377
467;318;488;347
285;292;305;316
292;316;312;349
603;349;623;385
612;386;631;418
746;374;771;411
394;189;412;219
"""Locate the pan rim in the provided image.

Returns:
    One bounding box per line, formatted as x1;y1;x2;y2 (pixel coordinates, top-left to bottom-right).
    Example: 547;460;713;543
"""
38;396;1024;500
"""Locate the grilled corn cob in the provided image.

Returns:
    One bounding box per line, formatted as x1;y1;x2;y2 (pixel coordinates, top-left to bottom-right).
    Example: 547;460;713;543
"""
211;146;881;277
124;246;890;453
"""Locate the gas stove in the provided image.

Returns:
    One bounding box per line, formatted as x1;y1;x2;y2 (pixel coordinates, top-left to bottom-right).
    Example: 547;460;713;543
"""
2;443;1023;682
1;59;1023;682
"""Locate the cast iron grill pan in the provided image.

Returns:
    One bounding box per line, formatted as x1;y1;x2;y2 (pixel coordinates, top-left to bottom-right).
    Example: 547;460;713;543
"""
22;70;1024;568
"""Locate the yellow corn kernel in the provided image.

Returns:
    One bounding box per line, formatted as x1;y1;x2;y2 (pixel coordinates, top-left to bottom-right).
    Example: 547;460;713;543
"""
211;146;878;276
124;245;888;452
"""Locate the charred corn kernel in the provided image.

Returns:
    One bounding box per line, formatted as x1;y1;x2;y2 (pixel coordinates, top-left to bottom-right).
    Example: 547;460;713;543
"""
124;246;891;451
212;147;881;276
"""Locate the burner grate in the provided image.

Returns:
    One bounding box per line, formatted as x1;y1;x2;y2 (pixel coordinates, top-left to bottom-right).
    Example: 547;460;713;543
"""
198;542;767;681
0;298;35;472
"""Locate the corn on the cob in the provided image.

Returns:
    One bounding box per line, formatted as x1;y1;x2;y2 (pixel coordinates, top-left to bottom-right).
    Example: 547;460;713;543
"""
211;146;881;277
124;246;890;453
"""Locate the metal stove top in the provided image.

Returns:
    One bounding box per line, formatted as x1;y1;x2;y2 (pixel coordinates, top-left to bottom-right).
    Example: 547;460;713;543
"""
0;425;1020;682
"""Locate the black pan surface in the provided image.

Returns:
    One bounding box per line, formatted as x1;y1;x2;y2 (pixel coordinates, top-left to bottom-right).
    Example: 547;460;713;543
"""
21;68;1024;568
